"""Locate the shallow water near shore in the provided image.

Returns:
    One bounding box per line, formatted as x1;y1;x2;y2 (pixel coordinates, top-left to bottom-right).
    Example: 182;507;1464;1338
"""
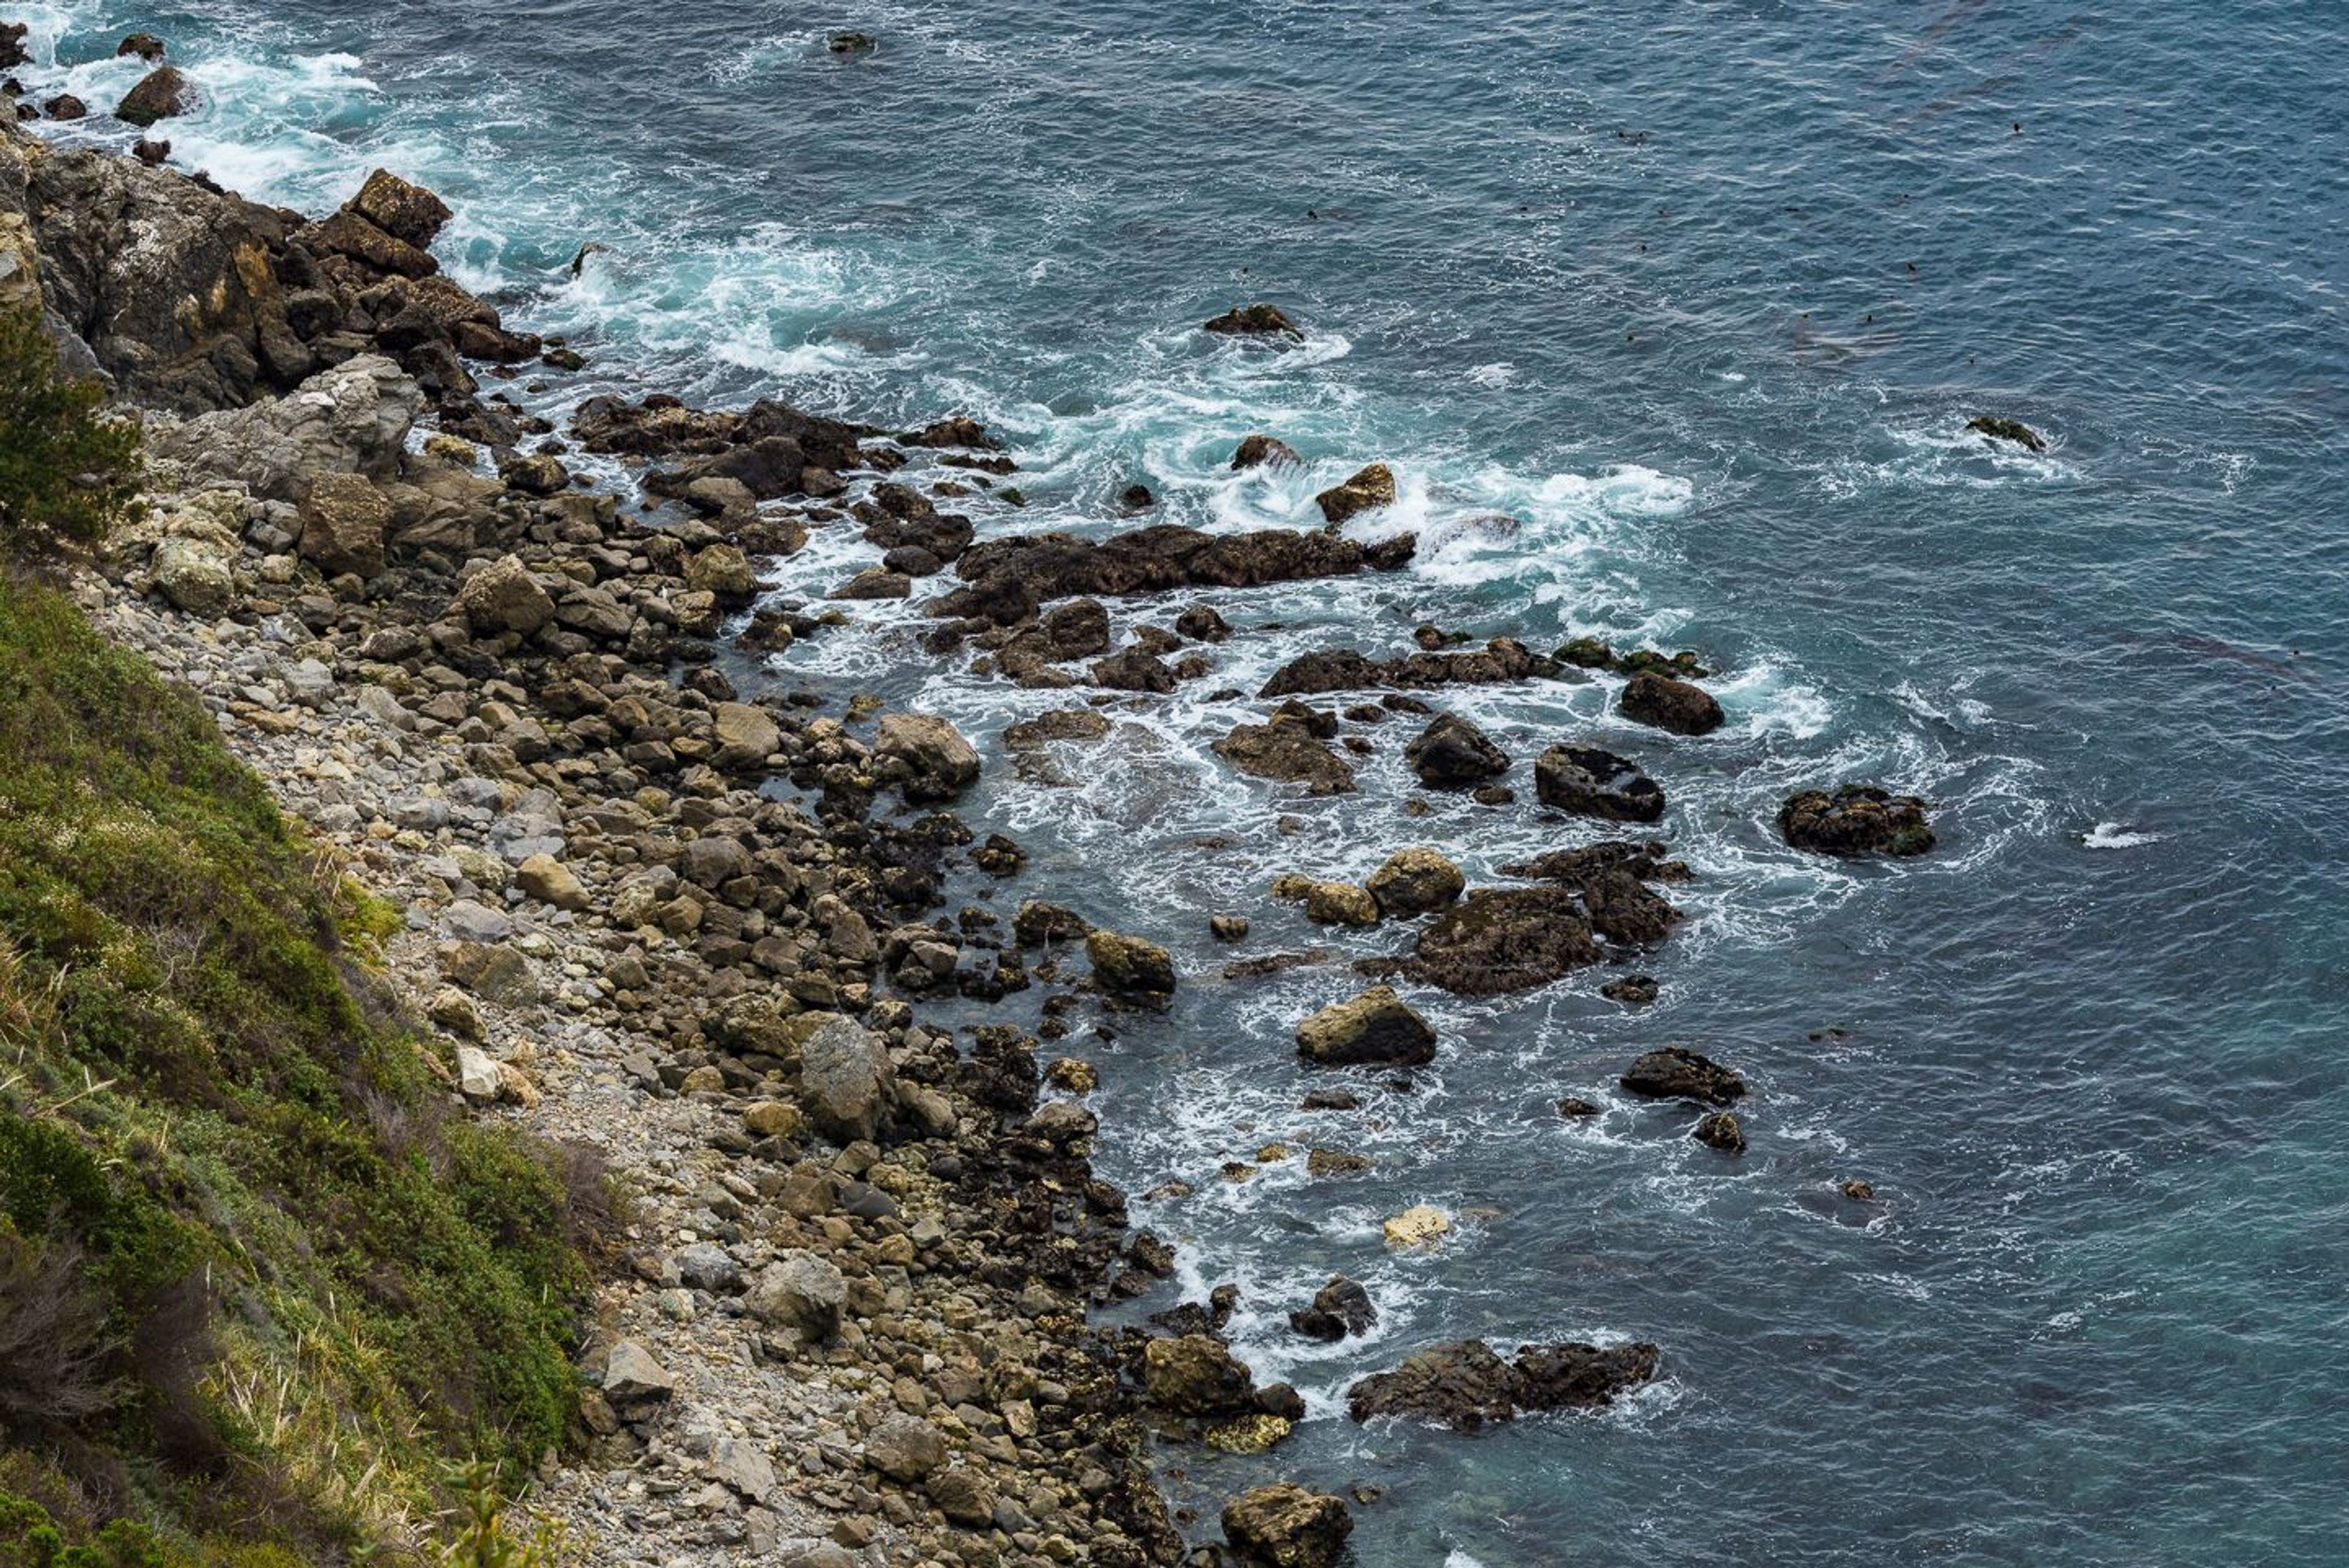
17;1;2349;1561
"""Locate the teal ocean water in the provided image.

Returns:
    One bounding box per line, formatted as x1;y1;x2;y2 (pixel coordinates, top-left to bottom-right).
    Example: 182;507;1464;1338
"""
14;2;2348;1562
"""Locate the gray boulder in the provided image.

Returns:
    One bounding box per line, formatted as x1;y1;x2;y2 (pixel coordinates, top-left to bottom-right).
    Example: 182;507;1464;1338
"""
147;356;423;497
798;1013;896;1143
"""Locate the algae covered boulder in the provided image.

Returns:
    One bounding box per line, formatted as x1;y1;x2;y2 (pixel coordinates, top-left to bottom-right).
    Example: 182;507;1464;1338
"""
1223;1482;1354;1568
1779;785;1935;856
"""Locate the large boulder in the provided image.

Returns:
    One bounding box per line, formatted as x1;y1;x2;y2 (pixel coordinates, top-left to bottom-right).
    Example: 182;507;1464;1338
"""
1212;718;1356;795
863;1414;947;1483
1313;463;1396;528
115;67;193;128
296;471;392;578
1143;1334;1259;1417
1346;1338;1658;1430
1778;786;1935;856
1405;713;1510;787
1087;929;1176;1000
1619;1046;1745;1105
1534;745;1664;823
711;702;781;773
798;1014;897;1143
1580;868;1680;946
1289;1275;1378;1342
150;537;234;617
874;712;981;801
1222;1484;1353;1568
1296;986;1437;1067
1619;671;1723;736
146;357;423;497
745;1250;847;1342
1365;848;1464;916
454;555;557;636
1400;886;1601;996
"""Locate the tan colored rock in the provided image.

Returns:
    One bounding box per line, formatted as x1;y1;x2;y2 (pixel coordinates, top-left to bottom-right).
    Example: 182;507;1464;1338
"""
1365;847;1464;916
455;555;555;635
1302;880;1379;927
1383;1204;1452;1249
514;852;588;912
711;701;781;772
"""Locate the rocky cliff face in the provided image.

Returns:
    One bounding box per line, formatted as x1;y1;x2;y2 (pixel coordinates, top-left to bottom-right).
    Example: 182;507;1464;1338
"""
0;113;537;430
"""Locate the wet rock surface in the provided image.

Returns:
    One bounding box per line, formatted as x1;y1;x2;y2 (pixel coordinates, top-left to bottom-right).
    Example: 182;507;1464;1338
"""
1780;785;1936;856
1346;1338;1659;1429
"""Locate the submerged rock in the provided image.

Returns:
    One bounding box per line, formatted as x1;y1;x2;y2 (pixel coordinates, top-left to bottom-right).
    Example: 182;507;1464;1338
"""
1534;744;1666;823
1204;302;1303;340
1619;671;1724;736
1779;786;1935;856
1400;886;1602;996
1214;718;1357;794
1346;1337;1658;1429
1405;712;1510;787
1222;1484;1353;1568
1967;414;2047;452
1619;1046;1745;1105
1296;986;1436;1067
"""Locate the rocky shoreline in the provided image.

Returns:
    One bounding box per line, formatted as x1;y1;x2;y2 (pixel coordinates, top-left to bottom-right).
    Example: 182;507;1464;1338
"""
1;39;1940;1562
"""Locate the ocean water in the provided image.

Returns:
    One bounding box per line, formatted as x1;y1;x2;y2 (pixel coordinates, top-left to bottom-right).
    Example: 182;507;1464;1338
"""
16;2;2349;1562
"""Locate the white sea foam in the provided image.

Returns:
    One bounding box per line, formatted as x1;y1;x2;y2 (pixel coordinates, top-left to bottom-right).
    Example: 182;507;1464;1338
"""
2083;822;2158;849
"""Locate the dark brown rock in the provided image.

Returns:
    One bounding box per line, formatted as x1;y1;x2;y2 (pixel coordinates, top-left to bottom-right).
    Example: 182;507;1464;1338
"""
1405;712;1510;787
1231;434;1301;470
1212;718;1357;795
1204;303;1302;340
1620;1046;1745;1105
938;524;1415;623
1619;671;1724;736
1778;786;1935;856
1400;886;1602;997
116;65;192;127
1533;745;1664;823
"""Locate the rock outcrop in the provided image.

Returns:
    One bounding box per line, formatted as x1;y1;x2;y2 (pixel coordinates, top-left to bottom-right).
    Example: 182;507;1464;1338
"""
1405;713;1510;787
1260;636;1545;698
1779;786;1935;856
937;524;1415;625
1346;1338;1659;1429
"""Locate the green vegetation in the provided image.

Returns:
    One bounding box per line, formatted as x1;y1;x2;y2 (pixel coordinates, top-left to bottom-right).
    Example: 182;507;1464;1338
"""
0;576;591;1564
0;308;143;554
